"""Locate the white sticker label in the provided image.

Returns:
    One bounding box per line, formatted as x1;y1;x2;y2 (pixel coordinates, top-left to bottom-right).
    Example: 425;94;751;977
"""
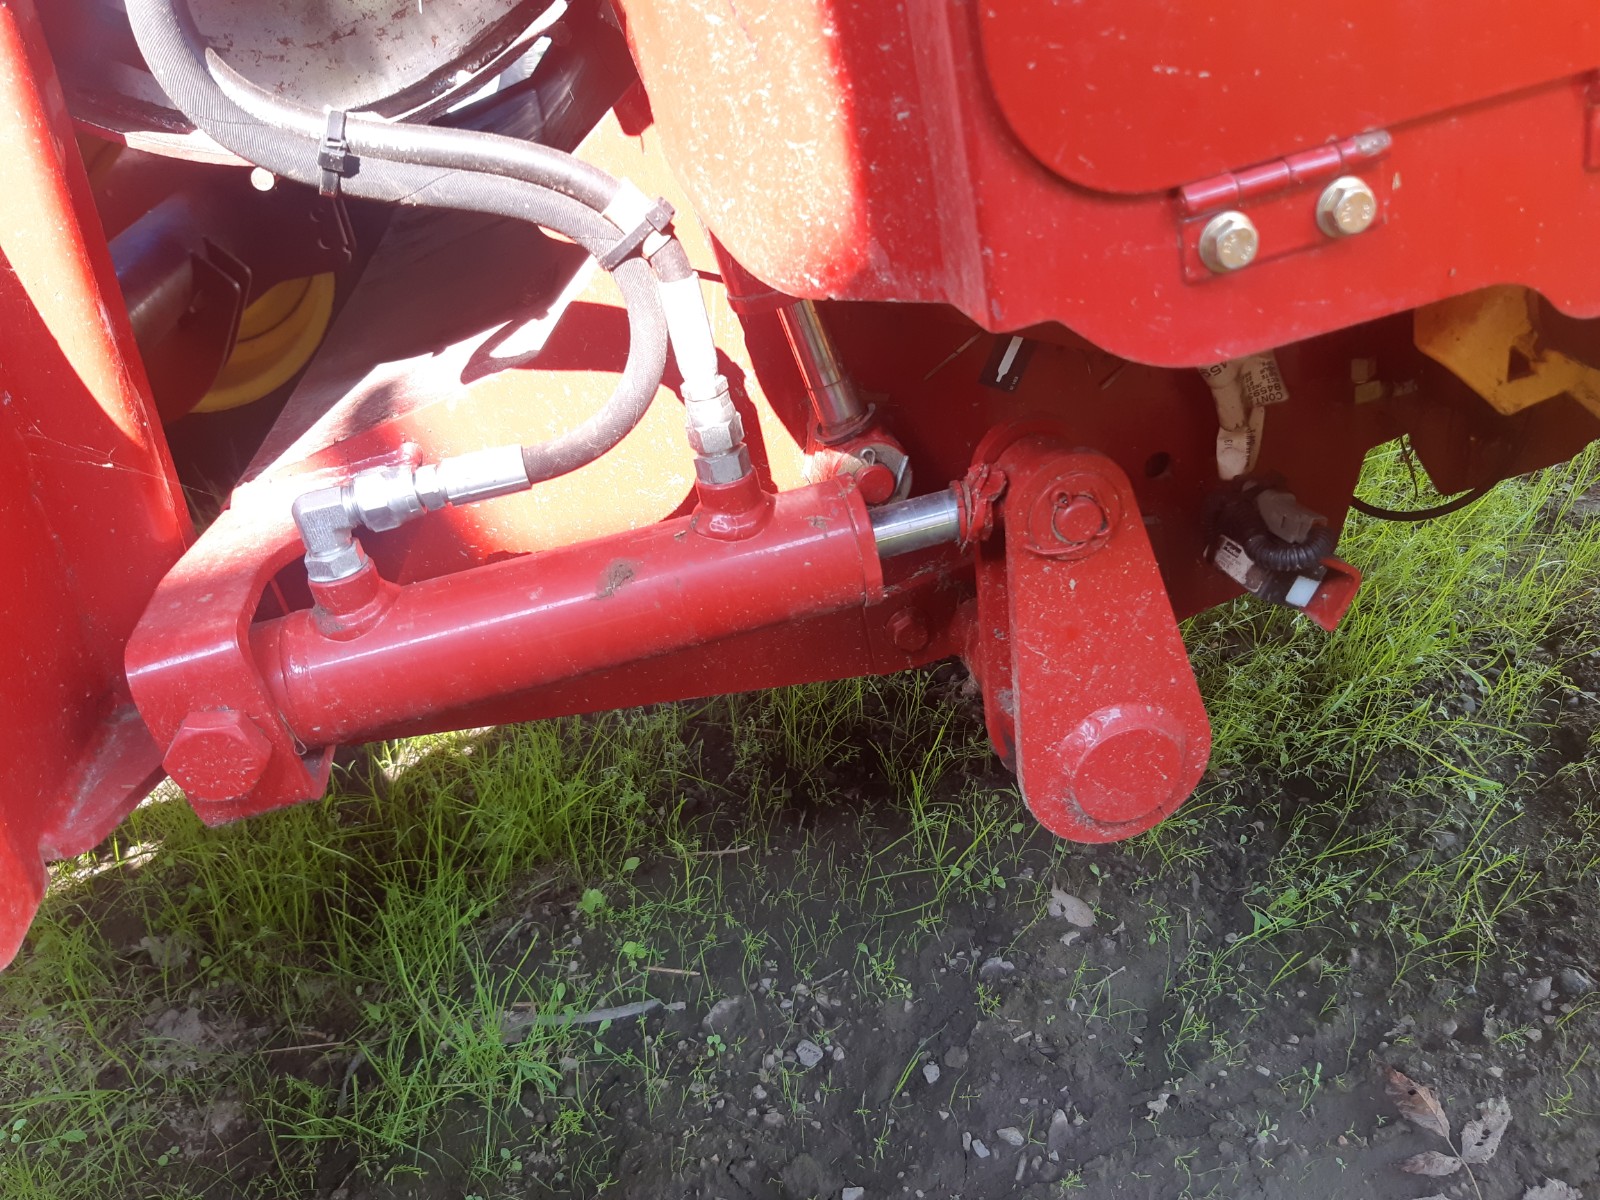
1212;536;1256;588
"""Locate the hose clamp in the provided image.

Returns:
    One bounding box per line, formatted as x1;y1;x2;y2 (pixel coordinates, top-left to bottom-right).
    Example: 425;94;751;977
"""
318;109;354;197
597;197;675;271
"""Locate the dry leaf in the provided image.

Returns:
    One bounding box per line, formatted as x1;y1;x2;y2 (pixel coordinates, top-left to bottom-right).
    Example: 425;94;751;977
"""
1400;1151;1463;1177
1385;1067;1451;1140
1460;1096;1511;1164
1048;888;1095;927
1523;1182;1581;1200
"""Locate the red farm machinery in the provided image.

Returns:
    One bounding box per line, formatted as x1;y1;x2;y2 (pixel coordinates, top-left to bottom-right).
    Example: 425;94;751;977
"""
4;0;1600;964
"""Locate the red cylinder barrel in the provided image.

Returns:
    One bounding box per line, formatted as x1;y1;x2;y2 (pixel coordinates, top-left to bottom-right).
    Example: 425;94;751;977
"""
251;479;882;746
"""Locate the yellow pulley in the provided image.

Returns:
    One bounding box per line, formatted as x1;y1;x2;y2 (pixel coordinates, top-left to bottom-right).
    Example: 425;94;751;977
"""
194;273;335;413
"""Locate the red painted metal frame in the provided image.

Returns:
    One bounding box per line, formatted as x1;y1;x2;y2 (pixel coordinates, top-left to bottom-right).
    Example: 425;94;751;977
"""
615;0;1600;367
0;0;192;963
11;0;1600;974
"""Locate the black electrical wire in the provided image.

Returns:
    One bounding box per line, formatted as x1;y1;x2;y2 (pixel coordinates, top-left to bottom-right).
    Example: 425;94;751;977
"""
125;0;669;485
1348;482;1497;523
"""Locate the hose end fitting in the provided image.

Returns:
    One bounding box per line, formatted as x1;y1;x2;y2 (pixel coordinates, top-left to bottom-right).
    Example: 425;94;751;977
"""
684;374;752;486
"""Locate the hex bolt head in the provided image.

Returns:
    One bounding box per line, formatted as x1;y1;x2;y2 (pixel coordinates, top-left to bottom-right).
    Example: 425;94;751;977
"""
886;607;930;653
1198;210;1259;273
162;710;273;801
1316;175;1377;238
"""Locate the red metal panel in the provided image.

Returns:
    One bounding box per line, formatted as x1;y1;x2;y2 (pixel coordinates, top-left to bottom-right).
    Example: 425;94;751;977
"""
616;0;1600;367
0;0;191;964
978;1;1600;195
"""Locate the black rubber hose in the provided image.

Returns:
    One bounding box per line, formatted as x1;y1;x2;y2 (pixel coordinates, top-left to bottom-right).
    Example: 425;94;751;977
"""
203;53;621;212
1243;524;1336;572
126;0;667;484
202;51;711;288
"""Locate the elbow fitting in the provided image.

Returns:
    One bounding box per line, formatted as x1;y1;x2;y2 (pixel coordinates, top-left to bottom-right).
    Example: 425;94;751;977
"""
292;446;533;583
292;486;365;583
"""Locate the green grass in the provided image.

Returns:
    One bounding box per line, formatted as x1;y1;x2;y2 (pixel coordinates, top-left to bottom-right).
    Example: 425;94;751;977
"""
4;439;1600;1195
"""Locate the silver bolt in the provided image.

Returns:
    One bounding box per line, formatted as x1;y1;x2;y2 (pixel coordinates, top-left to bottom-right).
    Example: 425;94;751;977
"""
1316;175;1377;238
1198;211;1259;274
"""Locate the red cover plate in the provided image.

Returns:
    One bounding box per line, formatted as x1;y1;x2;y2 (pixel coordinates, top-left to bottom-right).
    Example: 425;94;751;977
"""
979;0;1600;194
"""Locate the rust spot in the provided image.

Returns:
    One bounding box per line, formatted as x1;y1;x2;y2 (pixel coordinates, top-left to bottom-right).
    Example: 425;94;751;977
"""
807;516;829;530
597;559;638;599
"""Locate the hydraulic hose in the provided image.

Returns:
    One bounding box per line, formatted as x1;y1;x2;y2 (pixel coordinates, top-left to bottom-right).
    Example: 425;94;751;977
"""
203;53;621;213
125;0;668;484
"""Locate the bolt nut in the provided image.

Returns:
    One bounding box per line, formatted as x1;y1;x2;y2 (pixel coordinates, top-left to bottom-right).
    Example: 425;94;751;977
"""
693;445;753;486
687;409;745;457
1315;175;1377;238
162;710;273;801
886;607;930;653
1198;210;1259;273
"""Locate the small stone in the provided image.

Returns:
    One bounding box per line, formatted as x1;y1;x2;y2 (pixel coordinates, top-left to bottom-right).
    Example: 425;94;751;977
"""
962;1132;972;1152
832;1045;846;1062
1439;1017;1459;1039
763;1111;786;1128
703;996;751;1037
1526;976;1554;1004
1254;1065;1271;1077
1488;1065;1504;1078
1559;968;1596;996
842;1189;865;1200
996;1126;1025;1147
971;1139;991;1160
752;1085;768;1101
1047;1110;1071;1155
795;1039;825;1069
1526;1027;1543;1042
943;1045;969;1070
978;957;1016;983
922;1062;942;1085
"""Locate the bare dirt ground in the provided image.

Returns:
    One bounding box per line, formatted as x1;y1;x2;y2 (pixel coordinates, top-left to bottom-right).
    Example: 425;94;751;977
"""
329;671;1600;1200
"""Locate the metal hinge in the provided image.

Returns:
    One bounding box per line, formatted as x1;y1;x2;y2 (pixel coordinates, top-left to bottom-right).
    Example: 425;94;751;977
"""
1176;131;1393;281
